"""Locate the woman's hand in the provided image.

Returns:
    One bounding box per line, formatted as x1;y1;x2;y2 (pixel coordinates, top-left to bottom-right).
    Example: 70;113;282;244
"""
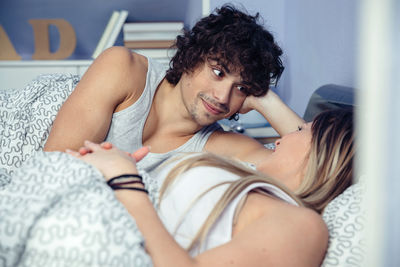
66;141;150;180
78;142;149;162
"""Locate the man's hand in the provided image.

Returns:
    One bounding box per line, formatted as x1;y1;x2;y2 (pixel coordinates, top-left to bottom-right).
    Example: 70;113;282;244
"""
238;89;304;136
239;89;276;114
239;94;259;114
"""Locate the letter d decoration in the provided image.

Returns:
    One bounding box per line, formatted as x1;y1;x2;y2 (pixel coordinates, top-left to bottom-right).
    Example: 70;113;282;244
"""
29;19;76;60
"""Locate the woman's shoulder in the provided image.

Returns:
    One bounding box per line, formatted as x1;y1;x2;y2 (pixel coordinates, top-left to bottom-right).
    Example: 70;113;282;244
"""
233;193;328;266
244;192;327;237
266;201;328;265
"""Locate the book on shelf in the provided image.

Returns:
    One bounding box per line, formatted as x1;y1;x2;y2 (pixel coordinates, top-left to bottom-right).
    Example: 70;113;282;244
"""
124;40;175;49
92;10;129;59
123;21;182;64
123;22;184;32
104;10;129;50
124;31;181;41
123;21;183;50
92;11;119;59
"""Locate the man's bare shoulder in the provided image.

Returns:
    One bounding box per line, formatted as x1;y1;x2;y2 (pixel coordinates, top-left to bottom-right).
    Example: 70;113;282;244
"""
97;46;145;64
44;48;150;150
94;47;148;81
205;130;272;163
82;47;149;106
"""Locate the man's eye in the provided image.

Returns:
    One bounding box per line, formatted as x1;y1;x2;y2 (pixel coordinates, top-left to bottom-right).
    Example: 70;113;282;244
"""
298;126;303;131
213;69;224;77
236;86;248;95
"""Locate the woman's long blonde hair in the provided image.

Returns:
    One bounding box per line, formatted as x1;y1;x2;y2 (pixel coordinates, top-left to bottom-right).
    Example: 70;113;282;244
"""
296;108;355;213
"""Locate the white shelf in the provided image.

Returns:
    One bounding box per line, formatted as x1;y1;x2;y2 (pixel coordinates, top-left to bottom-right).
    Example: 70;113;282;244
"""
0;60;93;90
0;60;92;67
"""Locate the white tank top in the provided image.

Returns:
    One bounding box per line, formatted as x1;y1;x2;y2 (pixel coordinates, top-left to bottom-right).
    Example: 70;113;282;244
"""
157;155;299;256
105;58;221;175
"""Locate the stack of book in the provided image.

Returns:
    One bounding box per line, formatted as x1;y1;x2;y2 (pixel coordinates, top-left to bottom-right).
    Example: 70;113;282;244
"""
92;10;129;59
123;22;184;65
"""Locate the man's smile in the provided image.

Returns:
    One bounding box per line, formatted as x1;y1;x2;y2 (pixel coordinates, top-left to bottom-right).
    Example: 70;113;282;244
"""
202;99;224;115
199;93;229;116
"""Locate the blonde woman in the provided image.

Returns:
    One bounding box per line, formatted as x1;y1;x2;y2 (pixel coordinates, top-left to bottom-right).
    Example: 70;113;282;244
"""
70;108;354;267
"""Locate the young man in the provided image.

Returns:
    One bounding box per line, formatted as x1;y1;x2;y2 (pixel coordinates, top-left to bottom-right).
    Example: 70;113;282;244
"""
44;5;303;171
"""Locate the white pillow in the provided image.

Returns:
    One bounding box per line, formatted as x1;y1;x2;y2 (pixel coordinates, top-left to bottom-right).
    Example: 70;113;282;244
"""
321;183;366;266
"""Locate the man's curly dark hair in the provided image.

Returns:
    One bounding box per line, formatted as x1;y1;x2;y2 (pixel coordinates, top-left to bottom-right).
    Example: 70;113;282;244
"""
165;4;284;97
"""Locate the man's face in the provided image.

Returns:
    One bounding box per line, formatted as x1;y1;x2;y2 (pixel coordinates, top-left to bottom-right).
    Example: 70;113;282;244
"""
178;60;248;126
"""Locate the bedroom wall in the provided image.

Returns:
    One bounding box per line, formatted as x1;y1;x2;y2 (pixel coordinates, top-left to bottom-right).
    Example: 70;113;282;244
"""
0;0;197;60
1;0;359;116
210;0;359;116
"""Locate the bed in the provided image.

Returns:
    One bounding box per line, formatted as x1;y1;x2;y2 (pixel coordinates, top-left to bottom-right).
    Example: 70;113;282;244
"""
0;74;365;266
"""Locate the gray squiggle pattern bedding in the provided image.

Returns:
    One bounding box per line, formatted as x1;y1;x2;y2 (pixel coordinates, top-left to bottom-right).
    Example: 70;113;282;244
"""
0;151;153;267
0;73;78;179
0;74;155;266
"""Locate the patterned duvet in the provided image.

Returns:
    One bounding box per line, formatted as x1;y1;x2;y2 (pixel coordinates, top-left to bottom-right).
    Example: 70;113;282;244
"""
0;74;155;267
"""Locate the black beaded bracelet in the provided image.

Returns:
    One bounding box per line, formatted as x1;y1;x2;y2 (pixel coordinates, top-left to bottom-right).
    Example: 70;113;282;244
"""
111;180;144;187
111;186;148;194
107;174;143;187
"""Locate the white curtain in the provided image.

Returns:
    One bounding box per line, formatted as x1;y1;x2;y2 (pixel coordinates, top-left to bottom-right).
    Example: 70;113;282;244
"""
358;0;400;265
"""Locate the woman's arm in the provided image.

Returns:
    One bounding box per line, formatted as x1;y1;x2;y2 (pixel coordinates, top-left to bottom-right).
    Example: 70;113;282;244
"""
116;176;328;267
44;47;148;152
72;142;327;267
240;89;305;136
68;142;196;266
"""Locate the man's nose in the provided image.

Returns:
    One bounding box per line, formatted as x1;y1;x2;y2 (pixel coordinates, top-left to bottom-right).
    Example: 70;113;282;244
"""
213;82;232;104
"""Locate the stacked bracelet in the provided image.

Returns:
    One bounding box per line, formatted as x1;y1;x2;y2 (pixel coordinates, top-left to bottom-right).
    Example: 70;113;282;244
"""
107;174;143;185
107;174;148;194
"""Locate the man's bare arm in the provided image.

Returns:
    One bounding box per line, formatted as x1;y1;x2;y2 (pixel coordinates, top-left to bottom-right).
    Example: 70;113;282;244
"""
240;89;305;137
205;130;273;167
206;89;304;165
44;47;147;152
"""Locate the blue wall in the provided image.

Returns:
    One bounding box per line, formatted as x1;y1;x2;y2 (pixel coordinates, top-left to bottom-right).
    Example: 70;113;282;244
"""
282;0;359;115
0;0;197;59
211;0;359;116
1;0;360;115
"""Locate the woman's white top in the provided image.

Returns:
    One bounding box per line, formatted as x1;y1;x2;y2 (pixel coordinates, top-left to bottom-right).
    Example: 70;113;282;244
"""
157;155;299;256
